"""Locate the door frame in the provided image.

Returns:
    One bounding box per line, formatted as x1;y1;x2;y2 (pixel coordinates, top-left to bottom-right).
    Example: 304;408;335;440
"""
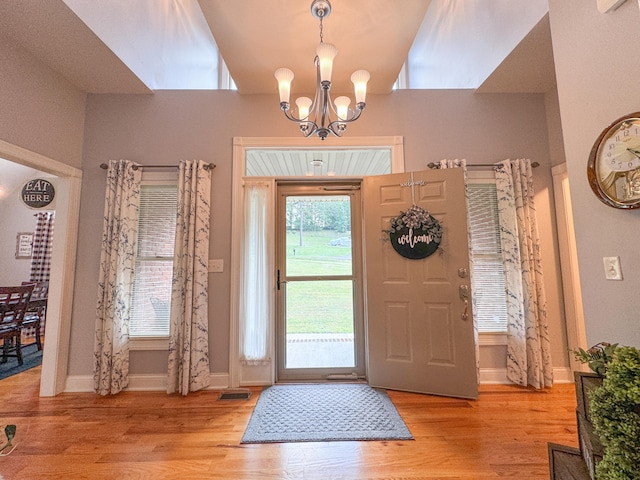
0;139;82;396
229;136;405;388
275;181;366;382
552;163;587;371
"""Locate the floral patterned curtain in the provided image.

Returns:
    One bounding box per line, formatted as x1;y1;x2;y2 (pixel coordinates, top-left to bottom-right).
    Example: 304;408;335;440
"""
436;159;479;383
94;159;142;395
167;160;211;395
495;159;552;389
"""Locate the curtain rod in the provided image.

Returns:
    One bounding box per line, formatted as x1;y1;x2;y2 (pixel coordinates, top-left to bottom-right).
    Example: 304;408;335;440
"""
427;161;540;169
100;162;216;171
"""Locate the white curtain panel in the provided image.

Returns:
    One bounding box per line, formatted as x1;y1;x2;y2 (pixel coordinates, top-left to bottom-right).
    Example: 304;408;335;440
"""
167;160;211;395
495;159;552;389
94;159;141;395
437;159;479;383
239;181;274;365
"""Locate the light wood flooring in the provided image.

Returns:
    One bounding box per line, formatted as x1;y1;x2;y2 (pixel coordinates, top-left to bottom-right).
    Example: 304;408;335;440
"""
0;367;579;479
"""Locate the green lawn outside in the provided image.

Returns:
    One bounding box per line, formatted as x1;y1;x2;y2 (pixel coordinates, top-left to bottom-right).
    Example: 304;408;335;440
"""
285;229;354;334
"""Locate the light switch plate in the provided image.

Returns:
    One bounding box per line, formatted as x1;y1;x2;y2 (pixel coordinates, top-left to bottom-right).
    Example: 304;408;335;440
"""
597;0;627;13
209;259;224;273
603;256;622;280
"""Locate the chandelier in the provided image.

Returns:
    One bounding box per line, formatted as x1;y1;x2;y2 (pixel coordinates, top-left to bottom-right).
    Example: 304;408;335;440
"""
274;0;370;140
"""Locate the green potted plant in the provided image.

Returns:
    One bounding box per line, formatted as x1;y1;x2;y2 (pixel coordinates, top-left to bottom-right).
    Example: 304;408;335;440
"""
589;346;640;480
572;343;618;423
573;342;619;377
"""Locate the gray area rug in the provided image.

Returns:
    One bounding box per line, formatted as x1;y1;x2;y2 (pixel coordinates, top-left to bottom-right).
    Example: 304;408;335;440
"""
241;383;413;443
0;344;42;381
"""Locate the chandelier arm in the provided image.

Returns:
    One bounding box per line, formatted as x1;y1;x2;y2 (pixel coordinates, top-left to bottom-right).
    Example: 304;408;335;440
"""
331;104;366;125
281;107;319;136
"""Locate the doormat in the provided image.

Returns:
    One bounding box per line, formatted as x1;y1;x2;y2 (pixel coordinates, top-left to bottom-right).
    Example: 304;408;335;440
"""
241;383;413;443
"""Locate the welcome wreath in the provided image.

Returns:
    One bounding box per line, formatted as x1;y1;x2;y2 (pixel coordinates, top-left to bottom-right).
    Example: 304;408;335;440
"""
386;204;442;259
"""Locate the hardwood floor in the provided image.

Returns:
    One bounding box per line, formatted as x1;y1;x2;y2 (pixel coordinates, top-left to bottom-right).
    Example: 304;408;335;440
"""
0;368;579;479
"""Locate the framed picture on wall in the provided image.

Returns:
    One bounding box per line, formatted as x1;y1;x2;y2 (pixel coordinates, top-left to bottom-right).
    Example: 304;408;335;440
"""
15;232;34;259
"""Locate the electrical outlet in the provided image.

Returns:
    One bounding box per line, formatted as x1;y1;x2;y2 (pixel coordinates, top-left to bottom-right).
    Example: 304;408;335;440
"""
208;259;224;273
603;256;622;280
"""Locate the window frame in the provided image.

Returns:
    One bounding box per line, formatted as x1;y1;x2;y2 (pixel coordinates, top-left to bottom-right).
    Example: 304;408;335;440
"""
129;171;177;351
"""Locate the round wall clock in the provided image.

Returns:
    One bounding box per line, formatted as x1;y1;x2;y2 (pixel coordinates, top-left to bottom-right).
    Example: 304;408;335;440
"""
587;112;640;209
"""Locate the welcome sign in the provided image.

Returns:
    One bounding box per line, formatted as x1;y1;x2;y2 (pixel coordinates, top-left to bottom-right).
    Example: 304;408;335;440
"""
387;205;442;259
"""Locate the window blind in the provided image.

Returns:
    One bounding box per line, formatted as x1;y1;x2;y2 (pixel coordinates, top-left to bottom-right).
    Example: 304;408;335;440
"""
130;184;178;337
468;183;508;333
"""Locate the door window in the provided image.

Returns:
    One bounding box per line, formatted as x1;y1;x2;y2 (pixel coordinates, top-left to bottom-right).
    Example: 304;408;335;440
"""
277;186;365;380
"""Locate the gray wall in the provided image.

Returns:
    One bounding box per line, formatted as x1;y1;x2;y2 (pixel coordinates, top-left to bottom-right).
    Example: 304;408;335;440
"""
71;89;568;376
0;189;38;285
549;0;640;348
1;17;576;380
0;35;86;168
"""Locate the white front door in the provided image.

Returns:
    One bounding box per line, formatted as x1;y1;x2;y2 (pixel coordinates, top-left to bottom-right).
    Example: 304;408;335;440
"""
363;169;478;399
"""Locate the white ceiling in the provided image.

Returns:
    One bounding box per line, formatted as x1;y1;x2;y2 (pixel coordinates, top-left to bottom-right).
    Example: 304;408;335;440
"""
0;0;556;95
0;0;558;189
245;149;393;177
409;0;551;90
199;0;430;95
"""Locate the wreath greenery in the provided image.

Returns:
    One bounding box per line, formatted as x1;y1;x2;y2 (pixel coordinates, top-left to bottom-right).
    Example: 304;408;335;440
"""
388;205;442;238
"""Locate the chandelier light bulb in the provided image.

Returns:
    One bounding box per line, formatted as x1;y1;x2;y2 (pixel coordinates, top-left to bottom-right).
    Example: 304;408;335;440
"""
334;96;351;120
296;97;313;120
351;70;370;104
274;68;295;104
316;43;338;83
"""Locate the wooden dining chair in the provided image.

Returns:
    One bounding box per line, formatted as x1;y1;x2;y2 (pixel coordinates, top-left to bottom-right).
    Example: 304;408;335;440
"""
21;281;49;350
0;285;34;365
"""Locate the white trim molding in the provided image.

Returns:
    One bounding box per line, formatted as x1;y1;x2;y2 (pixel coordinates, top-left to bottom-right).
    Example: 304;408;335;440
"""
479;367;573;385
65;373;230;393
478;333;507;346
64;368;573;391
597;0;627;13
130;337;170;351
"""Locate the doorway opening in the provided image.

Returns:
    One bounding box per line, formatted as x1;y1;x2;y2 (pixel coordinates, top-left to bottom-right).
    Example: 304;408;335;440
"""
276;182;365;381
0;141;82;396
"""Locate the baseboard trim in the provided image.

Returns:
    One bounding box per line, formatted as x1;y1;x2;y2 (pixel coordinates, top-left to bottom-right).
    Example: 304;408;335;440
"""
64;373;229;393
479;367;573;385
63;367;573;393
552;367;573;383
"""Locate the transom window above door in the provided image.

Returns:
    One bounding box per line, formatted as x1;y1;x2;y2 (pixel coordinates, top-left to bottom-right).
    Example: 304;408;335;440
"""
245;149;392;177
